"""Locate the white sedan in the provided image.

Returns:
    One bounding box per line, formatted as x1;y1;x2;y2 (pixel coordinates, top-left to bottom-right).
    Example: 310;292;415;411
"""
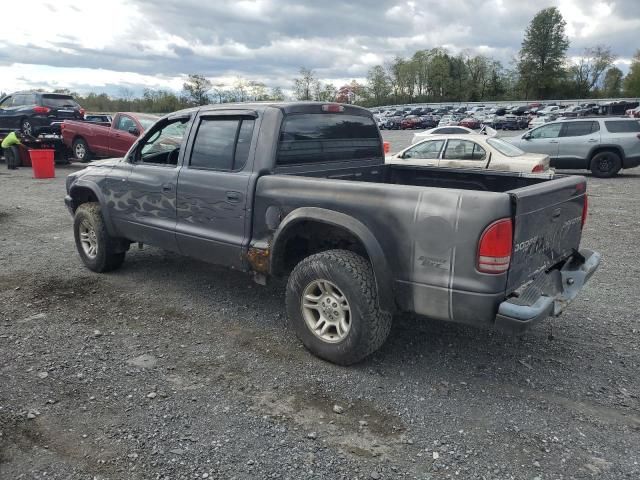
387;134;551;174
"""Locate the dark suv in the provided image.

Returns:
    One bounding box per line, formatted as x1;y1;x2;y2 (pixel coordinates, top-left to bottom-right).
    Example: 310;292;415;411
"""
0;91;84;136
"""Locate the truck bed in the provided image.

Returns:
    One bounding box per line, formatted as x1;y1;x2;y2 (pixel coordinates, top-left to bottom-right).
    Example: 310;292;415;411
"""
274;160;551;192
255;161;586;326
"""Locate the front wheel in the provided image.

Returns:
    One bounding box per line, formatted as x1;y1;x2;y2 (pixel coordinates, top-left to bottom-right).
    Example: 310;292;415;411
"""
285;250;392;365
73;203;126;272
590;151;622;178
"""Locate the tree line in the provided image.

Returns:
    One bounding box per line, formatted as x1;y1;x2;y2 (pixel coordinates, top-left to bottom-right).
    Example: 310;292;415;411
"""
2;7;640;113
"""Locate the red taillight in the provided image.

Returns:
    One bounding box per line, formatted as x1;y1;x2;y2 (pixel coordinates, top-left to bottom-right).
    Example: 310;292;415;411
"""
33;106;50;114
531;164;545;173
477;218;513;274
321;104;344;113
60;123;65;131
581;194;588;229
79;108;86;117
383;141;390;154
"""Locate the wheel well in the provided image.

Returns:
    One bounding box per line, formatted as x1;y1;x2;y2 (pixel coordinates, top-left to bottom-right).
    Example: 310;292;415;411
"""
70;187;98;212
590;146;623;161
272;220;369;276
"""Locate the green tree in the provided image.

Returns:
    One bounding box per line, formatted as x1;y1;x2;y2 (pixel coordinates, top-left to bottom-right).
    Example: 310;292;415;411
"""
569;46;616;97
293;68;319;101
269;87;286;101
518;7;569;99
366;65;391;104
623;50;640;96
183;74;212;106
602;66;624;97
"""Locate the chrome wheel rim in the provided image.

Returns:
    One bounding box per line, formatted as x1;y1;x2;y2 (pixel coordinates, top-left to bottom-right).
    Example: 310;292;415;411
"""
22;121;32;135
75;142;86;159
79;220;98;259
301;279;351;343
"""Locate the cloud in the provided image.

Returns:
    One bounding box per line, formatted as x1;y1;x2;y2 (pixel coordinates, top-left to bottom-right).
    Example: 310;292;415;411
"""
0;0;638;96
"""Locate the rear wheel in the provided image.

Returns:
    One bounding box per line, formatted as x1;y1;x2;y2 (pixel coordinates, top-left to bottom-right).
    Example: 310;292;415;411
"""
73;203;126;272
285;250;392;365
73;138;92;163
590;151;621;178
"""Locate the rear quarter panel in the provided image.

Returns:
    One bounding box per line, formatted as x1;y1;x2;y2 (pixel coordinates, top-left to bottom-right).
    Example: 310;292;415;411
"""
252;175;512;324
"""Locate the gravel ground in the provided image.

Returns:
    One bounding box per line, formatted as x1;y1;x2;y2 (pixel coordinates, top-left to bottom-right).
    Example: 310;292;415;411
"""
1;138;639;479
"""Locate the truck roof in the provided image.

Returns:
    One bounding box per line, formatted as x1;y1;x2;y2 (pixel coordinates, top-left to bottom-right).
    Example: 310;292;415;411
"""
169;101;373;117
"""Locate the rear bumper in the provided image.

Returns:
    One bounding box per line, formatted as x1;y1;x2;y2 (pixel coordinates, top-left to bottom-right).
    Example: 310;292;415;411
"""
495;249;601;334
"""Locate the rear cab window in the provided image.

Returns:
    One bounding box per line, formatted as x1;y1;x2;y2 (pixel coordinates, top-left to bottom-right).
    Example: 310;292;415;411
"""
604;120;640;133
276;112;382;165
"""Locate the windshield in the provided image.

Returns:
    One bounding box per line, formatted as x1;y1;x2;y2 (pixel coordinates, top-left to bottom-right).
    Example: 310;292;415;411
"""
487;138;525;157
41;95;80;108
136;115;160;130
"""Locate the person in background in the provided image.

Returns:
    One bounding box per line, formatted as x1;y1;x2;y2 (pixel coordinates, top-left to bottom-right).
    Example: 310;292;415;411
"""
1;130;24;170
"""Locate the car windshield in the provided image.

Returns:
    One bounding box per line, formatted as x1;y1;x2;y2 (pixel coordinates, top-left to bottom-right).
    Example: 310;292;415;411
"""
487;138;525;157
41;95;79;108
136;115;160;130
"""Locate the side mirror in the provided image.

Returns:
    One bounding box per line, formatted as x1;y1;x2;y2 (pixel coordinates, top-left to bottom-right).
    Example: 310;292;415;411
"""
128;126;140;136
402;152;412;159
523;132;532;140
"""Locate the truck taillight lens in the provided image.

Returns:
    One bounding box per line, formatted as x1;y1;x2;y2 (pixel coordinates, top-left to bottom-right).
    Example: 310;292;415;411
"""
383;141;390;154
79;108;86;117
581;194;588;229
531;164;545;173
33;106;50;114
477;218;513;274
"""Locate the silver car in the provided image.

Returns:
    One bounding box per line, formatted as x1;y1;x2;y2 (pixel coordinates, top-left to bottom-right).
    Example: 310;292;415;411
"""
506;118;640;177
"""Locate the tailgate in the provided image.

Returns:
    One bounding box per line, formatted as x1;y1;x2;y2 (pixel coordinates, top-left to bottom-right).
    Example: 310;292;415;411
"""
506;176;586;293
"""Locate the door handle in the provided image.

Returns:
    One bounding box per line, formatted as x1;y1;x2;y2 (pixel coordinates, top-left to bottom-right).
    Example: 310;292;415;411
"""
549;140;559;143
161;183;174;192
226;191;242;202
587;139;598;143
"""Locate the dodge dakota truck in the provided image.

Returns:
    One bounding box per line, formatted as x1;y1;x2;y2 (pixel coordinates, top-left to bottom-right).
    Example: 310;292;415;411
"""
65;102;600;365
61;112;159;162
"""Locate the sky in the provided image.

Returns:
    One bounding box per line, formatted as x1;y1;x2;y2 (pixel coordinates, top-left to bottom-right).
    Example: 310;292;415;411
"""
0;0;639;97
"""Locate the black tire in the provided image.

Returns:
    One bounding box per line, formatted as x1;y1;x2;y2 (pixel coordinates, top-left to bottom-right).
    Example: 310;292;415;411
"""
285;250;392;365
73;203;126;272
20;118;33;136
73;138;92;162
590;151;622;178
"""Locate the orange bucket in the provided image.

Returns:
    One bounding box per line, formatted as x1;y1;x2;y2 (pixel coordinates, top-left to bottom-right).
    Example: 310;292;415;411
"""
29;149;55;179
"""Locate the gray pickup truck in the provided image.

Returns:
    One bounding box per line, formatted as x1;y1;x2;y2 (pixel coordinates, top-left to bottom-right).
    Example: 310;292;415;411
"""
65;102;600;365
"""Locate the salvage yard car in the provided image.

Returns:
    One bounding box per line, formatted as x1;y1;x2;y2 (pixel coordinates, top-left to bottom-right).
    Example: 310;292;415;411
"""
61;112;159;162
65;102;599;365
0;91;84;136
387;134;550;173
506;117;640;177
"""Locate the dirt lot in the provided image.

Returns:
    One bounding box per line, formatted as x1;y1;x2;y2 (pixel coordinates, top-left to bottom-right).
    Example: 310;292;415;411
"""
1;145;639;479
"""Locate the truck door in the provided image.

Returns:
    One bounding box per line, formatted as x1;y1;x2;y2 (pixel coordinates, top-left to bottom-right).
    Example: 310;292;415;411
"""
110;114;139;156
175;112;257;270
115;115;191;252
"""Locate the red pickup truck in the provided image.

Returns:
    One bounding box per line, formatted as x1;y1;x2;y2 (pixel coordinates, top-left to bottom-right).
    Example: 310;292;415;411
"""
61;112;158;162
